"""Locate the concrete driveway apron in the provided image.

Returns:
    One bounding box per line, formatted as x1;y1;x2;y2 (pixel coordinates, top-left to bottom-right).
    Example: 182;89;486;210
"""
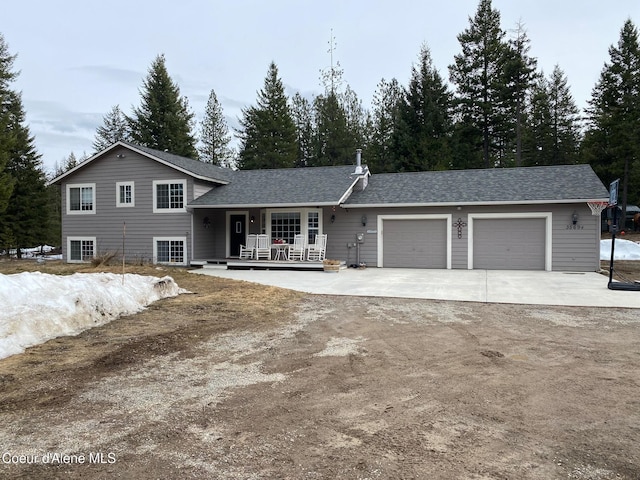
191;267;640;308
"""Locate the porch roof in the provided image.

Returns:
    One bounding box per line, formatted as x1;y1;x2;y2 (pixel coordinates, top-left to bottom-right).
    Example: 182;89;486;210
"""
189;165;364;208
342;164;609;207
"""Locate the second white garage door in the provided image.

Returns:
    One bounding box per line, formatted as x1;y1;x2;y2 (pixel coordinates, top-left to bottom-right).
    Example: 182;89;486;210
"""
382;218;448;268
472;217;546;270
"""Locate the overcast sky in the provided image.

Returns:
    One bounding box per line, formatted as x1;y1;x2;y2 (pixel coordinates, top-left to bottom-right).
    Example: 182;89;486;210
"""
2;0;639;173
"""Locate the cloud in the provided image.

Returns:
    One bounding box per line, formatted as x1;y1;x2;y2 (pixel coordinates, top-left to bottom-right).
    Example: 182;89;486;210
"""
69;65;143;85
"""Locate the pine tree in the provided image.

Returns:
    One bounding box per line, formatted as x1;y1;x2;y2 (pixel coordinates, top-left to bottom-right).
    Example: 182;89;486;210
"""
583;19;640;209
449;0;508;168
0;90;49;257
501;22;537;166
304;31;365;167
368;78;403;172
522;74;554;166
291;92;315;167
128;54;197;158
0;33;17;214
393;44;453;172
523;67;580;166
93;105;129;152
237;62;297;169
312;91;353;166
547;66;581;165
198;89;233;167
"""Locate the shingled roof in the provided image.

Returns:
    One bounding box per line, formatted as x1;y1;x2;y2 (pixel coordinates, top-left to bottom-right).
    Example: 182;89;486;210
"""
342;164;609;206
190;165;363;208
50;141;234;185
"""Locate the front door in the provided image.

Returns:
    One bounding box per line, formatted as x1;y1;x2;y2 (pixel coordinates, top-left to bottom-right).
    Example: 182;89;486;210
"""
229;214;246;257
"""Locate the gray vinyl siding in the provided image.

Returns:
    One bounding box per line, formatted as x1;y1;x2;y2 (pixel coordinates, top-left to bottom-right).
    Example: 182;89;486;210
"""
61;146;194;264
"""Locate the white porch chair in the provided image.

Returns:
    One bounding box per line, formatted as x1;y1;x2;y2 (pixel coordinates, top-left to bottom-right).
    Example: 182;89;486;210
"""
306;234;327;261
239;234;257;260
255;234;271;260
288;234;306;261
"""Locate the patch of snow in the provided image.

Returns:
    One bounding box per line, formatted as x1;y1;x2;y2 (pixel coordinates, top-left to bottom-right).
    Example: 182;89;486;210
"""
0;272;187;359
600;239;640;261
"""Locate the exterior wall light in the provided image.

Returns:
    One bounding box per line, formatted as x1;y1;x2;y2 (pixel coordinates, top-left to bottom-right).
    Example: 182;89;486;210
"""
361;215;367;226
572;211;578;225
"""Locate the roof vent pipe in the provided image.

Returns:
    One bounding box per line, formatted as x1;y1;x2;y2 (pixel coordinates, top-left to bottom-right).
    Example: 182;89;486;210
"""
354;149;363;174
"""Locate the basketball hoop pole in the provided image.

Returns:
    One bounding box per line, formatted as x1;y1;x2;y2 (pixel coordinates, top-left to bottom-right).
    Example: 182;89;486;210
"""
609;205;616;285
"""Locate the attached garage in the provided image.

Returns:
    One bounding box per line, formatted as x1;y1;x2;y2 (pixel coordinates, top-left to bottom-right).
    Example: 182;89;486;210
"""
468;213;552;271
379;215;451;268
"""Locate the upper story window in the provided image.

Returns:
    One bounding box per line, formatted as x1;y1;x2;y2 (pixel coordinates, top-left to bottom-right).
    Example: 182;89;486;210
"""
153;180;186;213
116;181;135;207
66;183;96;214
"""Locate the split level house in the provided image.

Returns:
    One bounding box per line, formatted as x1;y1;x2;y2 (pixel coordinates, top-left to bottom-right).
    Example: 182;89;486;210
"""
50;141;610;271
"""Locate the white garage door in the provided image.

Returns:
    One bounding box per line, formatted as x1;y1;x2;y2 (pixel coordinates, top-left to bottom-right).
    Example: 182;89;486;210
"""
382;219;447;268
473;218;546;270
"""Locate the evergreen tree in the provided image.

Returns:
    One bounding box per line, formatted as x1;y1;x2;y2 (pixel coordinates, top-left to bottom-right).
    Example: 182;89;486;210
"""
198;89;233;167
393;44;453;172
501;22;537;166
523;67;581;166
583;19;640;209
368;78;403;172
522;73;554;166
0;90;49;258
93;105;129;152
449;0;508;168
305;31;364;167
237;62;297;169
0;33;17;214
311;91;353;166
547;66;581;165
128;54;197;158
291;92;315;167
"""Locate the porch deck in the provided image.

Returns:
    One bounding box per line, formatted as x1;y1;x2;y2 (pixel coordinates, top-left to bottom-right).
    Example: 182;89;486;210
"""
191;259;328;271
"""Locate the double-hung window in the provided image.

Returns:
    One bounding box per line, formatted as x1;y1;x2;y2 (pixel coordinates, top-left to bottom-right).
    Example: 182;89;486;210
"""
153;237;187;265
116;181;135;207
67;237;96;262
66;183;96;214
153;180;186;213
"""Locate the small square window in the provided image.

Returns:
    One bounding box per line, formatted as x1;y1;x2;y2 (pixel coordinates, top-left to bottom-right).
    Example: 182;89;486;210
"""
116;181;135;207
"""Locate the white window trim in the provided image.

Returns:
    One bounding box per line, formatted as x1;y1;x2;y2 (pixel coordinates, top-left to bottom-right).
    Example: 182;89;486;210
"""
153;236;188;266
377;214;452;269
264;208;324;242
116;181;135;208
67;236;96;263
152;179;187;213
66;183;96;215
467;212;553;271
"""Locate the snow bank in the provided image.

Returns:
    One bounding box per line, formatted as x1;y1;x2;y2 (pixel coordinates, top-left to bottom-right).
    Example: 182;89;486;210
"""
0;272;188;359
600;239;640;261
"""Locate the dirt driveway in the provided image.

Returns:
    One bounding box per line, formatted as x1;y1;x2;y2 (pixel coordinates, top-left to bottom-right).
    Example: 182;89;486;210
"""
0;264;639;479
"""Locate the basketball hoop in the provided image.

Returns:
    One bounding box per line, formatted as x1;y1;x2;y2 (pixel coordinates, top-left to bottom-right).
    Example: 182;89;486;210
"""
587;201;609;216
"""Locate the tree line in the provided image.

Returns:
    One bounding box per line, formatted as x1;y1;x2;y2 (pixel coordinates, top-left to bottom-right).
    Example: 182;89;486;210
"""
1;0;639;253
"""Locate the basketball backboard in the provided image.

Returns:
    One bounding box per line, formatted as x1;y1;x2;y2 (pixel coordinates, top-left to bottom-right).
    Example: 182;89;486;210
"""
609;179;619;206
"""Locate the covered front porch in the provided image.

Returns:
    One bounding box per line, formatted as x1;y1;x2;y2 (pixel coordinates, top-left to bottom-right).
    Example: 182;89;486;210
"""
190;206;331;264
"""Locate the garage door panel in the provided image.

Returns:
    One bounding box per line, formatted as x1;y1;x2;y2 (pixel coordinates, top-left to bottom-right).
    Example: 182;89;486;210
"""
383;219;447;268
473;218;545;270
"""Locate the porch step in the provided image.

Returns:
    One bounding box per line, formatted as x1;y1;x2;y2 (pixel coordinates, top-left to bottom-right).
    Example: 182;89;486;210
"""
226;260;324;271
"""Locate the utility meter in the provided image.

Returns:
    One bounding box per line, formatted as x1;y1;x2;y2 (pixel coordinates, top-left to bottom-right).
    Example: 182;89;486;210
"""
356;232;365;243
